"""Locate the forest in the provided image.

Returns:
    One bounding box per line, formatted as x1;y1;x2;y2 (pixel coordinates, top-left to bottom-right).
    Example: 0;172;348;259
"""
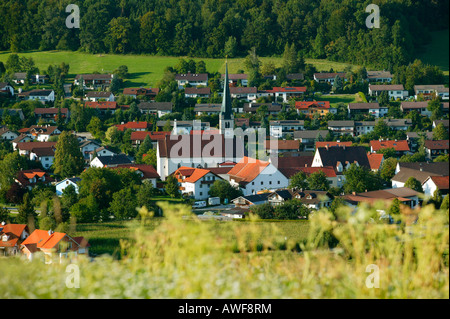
0;0;448;70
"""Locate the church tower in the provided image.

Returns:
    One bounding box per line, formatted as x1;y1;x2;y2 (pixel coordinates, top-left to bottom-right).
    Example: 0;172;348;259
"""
220;60;234;138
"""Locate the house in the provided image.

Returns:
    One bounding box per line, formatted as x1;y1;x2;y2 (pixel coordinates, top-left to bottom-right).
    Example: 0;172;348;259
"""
220;207;247;219
276;155;314;178
370;140;410;157
385;119;413;131
392;162;449;188
12;134;34;149
432;120;449;130
221;73;248;87
138;102;173;117
366;71;393;83
313;73;347;84
422;176;449;197
85;101;118;114
266;87;307;103
353;121;375;136
244;102;282;115
367;153;384;172
424;140;449;160
173;167;223;200
293;190;333;210
21;125;61;142
342;188;421;209
368;84;409;100
436;87;449;101
114;164;160;187
15;169;53;190
15;141;57;156
12;73;27;85
115;121;151;132
79;139;102;160
85;91;115;102
157;134;245;180
234;118;262;131
348;103;388;118
185;87;211;99
0;126;19;141
0;224;30;256
90;146;117;160
18;89;55;103
265;140;300;154
414;85;448;100
175;73;208;89
312;145;371;172
56;177;82;196
0;82;14;97
30;147;55;170
130;131;171;148
34;108;69;122
316;141;353;149
228;156;289;196
406;132;433;151
74;74;114;90
229;87;258;101
267;189;295;206
123;88;160;100
328;121;355;136
270;120;305;138
194;104;222;116
298;166;340;188
232;193;271;208
156;120;211;135
400;102;431;116
21;229;87;263
295;101;330;118
293;130;328;151
90;154;133;168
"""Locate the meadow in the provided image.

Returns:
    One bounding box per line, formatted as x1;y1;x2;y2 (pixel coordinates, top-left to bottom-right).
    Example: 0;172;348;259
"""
0;50;359;88
0;202;448;299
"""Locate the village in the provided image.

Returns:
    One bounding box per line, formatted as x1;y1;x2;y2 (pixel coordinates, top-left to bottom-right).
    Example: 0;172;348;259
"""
0;57;449;263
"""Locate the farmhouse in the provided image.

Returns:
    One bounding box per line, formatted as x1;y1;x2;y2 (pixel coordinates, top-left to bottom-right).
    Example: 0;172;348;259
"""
173;167;223;200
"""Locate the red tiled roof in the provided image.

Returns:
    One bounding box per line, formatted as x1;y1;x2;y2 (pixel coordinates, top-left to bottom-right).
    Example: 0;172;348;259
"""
299;166;337;178
316;141;352;148
424;140;449;150
16;142;57;151
16;169;53;187
267;87;307;93
115;121;150;132
85;101;117;110
130;131;171;141
174;167;211;183
367;153;384;171
0;224;27;248
370;140;410;152
429;176;449;190
228;157;270;184
34;108;69;115
114;164;160;179
295;101;330;110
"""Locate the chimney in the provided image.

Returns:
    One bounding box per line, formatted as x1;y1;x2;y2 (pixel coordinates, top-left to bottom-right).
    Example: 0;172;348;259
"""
352;192;356;196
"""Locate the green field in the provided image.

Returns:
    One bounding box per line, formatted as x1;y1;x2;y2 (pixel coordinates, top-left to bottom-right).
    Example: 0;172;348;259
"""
0;50;359;88
319;93;359;108
419;29;449;75
73;218;310;256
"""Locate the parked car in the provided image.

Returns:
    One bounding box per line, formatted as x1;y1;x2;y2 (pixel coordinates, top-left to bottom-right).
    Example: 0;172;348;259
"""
192;201;207;209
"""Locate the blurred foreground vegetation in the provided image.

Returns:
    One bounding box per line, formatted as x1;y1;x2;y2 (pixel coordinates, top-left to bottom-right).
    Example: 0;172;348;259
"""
0;202;448;299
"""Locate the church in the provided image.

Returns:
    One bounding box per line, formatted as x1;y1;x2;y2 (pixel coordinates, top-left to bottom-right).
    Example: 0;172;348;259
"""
156;61;245;180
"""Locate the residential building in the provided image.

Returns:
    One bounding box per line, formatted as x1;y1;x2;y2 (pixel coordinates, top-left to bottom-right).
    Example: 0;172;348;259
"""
0;126;19;141
343;188;421;209
368;84;409;100
270;120;305;138
79;139;102;160
113;164;160;187
85;91;115;102
424;140;449;160
74;74;114;90
115;121;151;132
0;82;14;97
293;130;328;151
90;154;133;168
85;101;118;114
313;73;347;84
264;140;300;155
312;146;371;172
414;85;448;100
392;162;449;188
370;140;410;157
232;193;271;208
194;104;222;116
244;102;282;115
400;102;431;116
56;177;81;196
138;102;173;117
18;89;55;103
15;169;53;190
295;101;330;118
173;167;223;200
422;176;449;197
366;70;393;83
367;153;384;172
185;87;211;99
123;88;160;100
175;73;208;89
228;156;289;196
34;108;69;122
30;147;55;170
0;224;30;256
130;131;171;148
328;121;355;136
348;103;388;118
293;190;333;210
221;73;248;87
266;87;307;103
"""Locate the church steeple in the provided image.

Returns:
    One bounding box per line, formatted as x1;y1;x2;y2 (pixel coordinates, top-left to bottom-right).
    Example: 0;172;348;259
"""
221;60;233;120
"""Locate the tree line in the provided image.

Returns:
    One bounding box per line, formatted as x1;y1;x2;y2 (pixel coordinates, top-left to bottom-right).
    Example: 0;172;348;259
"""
0;0;448;70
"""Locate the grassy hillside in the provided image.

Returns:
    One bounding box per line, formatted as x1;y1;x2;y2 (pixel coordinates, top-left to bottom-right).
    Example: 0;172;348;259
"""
0;50;358;88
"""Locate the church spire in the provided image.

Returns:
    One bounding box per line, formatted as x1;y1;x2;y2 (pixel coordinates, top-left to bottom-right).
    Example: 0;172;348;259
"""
221;59;232;120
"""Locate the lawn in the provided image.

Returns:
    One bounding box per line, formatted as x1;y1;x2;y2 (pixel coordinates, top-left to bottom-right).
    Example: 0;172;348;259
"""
0;50;360;88
319;93;359;108
73;217;310;257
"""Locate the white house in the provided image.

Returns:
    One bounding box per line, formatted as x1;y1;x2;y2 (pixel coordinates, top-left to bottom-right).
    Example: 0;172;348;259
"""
227;157;289;196
90;154;132;168
30;147;55;170
173;167;223;200
0;82;14;96
56;177;81;196
175;73;208;89
80;140;103;160
422;176;449;197
0;127;19;141
270;120;304;138
369;84;409;100
85;91;115;102
18;89;55;103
